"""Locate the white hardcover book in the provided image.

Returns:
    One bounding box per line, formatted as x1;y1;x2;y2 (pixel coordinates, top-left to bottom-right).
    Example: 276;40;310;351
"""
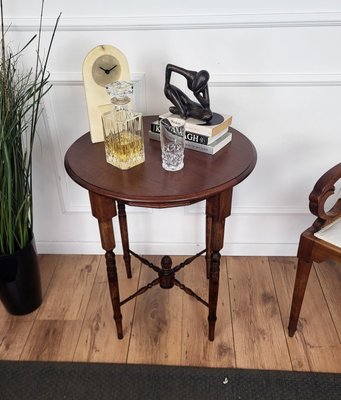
148;130;232;155
151;120;228;145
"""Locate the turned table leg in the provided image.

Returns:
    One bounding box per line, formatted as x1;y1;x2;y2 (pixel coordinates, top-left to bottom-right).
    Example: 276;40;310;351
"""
89;191;123;339
117;201;132;278
205;213;213;279
206;189;233;341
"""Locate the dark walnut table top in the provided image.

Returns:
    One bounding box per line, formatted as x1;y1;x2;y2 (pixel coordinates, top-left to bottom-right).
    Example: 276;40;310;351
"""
64;116;257;208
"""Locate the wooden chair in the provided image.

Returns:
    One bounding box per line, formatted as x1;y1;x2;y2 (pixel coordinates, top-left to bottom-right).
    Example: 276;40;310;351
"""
288;163;341;337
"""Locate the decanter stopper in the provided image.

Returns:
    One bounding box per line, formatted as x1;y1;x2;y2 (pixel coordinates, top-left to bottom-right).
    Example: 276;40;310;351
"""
105;80;133;106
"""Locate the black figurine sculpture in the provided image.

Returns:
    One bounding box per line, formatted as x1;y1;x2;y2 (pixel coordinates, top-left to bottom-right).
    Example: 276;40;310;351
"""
164;64;214;122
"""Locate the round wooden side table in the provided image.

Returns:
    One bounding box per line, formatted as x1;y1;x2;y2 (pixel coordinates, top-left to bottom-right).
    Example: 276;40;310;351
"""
64;116;257;341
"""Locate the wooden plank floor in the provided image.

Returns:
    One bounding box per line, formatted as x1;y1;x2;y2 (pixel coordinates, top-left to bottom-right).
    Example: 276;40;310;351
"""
0;255;340;372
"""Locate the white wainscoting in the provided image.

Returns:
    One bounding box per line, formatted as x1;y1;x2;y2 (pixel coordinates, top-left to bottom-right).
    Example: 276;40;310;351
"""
8;5;340;255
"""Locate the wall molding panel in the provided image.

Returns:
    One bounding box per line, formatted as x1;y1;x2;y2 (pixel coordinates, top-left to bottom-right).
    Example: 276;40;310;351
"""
43;72;334;218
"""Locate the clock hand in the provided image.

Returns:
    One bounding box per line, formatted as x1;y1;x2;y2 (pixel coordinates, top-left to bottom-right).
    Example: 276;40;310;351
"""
99;65;118;75
107;65;118;73
99;66;110;74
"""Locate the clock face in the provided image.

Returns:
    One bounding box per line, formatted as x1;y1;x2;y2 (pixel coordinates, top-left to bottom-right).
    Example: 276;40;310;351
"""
92;55;121;87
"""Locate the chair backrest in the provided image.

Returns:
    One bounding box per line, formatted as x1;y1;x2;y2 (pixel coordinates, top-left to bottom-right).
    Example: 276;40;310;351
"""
309;163;341;231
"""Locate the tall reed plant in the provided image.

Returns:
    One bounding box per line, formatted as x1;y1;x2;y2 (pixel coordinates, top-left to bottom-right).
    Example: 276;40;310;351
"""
0;1;60;255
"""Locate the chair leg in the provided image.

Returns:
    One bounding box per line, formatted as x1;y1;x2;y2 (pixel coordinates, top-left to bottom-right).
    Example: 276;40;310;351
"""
288;258;313;337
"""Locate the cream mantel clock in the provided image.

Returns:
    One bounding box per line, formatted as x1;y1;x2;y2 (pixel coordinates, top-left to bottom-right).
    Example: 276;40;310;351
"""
83;45;130;143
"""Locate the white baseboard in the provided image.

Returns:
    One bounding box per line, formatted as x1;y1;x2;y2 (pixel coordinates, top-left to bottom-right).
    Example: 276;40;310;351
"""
36;241;298;257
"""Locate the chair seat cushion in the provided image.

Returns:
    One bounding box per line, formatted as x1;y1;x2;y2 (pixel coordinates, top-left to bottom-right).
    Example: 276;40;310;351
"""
314;217;341;248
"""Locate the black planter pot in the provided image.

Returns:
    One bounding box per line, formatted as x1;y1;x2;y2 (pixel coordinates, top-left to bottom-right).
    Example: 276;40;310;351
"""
0;236;42;315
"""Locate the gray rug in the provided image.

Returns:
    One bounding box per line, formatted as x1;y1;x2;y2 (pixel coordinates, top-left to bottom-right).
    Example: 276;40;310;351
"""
0;360;340;399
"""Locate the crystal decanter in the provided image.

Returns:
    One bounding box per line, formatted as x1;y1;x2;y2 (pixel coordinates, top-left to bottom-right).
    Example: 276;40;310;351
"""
102;81;145;170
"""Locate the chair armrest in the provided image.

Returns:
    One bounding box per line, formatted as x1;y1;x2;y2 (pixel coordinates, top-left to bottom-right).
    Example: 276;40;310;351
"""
309;163;341;229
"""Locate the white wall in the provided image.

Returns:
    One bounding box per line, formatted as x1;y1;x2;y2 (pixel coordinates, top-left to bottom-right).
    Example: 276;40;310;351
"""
5;1;341;255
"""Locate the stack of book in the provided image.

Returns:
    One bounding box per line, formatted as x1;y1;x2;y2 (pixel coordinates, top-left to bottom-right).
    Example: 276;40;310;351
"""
148;112;233;155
